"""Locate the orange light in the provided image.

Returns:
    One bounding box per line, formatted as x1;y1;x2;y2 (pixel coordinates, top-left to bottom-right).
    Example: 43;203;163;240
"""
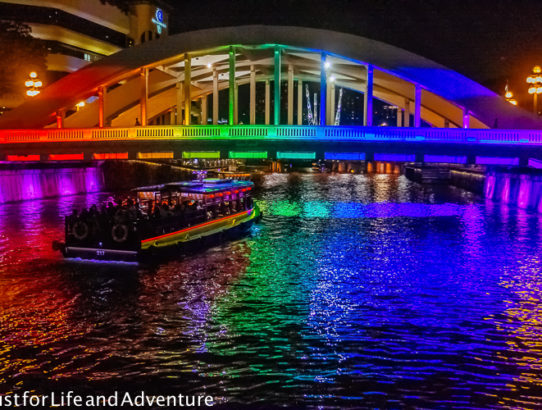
534;65;542;74
505;91;513;99
29;71;37;78
92;152;128;160
509;99;518;105
33;80;42;88
529;87;537;94
25;80;34;87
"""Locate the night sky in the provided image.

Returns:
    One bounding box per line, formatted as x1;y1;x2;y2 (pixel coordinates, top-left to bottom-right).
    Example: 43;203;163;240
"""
166;0;542;106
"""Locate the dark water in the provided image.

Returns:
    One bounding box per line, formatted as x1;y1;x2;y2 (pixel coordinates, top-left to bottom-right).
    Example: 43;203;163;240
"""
1;174;542;408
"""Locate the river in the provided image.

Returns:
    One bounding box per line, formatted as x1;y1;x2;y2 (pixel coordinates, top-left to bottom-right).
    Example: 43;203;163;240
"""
1;173;541;408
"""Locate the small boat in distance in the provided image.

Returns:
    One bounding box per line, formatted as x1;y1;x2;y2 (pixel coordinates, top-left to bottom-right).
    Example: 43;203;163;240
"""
53;178;261;262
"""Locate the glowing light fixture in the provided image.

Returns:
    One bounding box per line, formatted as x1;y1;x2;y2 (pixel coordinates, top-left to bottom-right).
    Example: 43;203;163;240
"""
324;61;331;69
29;71;37;78
25;71;42;97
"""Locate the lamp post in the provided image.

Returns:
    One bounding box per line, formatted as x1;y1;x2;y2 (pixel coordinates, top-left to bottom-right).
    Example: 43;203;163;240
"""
25;71;42;97
527;65;542;115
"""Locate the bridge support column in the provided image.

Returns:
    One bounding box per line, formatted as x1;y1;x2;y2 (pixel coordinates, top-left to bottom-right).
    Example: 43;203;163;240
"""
201;95;208;125
297;79;303;125
463;109;470;129
414;84;421;127
265;80;270;125
404;98;411;127
140;68;148;126
274;47;281;125
287;64;294;125
175;81;183;125
184;55;191;126
329;80;336;125
234;82;239;124
212;67;219;124
250;65;256;124
56;109;65;128
396;107;403;127
229;46;236;125
98;86;106;128
363;64;373;126
320;53;327;126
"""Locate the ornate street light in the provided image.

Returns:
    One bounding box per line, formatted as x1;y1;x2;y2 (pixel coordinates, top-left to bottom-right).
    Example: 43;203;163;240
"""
526;65;542;114
25;71;42;97
504;83;517;105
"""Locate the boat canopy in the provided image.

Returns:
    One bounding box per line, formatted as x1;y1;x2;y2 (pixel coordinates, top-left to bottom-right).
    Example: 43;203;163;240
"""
132;179;254;196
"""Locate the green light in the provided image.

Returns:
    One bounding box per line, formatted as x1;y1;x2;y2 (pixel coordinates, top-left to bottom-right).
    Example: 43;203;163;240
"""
182;151;220;159
276;151;316;160
229;151;268;159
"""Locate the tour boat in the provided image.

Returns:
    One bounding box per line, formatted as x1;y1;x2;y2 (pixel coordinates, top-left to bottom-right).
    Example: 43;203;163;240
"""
53;178;261;262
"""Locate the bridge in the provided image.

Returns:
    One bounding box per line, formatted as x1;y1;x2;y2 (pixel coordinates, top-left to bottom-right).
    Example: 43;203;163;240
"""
2;125;542;166
1;26;542;167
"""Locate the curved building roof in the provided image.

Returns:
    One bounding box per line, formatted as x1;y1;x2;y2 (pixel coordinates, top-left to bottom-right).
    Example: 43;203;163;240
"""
1;25;540;129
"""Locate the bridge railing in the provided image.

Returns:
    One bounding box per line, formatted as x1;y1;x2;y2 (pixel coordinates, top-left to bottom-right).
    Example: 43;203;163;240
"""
1;125;542;145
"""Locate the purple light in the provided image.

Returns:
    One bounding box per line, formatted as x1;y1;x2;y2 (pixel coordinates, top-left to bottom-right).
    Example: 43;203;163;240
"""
528;158;542;169
424;155;466;164
476;156;519;166
374;153;415;162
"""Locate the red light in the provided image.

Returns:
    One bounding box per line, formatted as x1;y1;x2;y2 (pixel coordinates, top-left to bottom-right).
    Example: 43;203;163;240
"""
92;152;128;160
49;153;84;161
226;191;231;195
209;194;215;198
218;193;223;197
234;190;239;194
6;154;40;162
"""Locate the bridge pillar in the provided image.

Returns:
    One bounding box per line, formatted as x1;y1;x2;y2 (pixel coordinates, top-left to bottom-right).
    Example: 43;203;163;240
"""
98;86;106;128
201;95;208;125
287;64;294;125
56;109;65;128
212;67;219;125
140;68;149;126
175;81;183;125
234;82;239;124
273;47;281;125
297;79;303;125
463;109;470;129
404;98;411;127
329;80;336;125
414;84;421;127
363;64;373;126
320;53;327;126
250;65;256;125
184;55;192;125
265;80;270;125
229;46;236;125
396;107;403;127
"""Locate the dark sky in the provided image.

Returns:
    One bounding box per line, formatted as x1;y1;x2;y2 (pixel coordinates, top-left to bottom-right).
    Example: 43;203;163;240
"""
166;0;542;106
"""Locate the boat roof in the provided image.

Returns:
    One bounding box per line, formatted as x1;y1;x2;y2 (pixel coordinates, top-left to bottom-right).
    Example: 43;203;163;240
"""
132;178;253;195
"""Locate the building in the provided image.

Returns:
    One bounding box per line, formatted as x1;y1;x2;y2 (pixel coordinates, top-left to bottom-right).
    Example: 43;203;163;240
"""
0;0;169;110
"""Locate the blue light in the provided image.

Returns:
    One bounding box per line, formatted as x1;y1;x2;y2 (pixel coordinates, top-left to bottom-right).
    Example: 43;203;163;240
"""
324;152;365;160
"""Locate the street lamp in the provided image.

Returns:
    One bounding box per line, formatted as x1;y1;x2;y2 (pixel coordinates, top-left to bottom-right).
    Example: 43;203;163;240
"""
25;71;42;97
504;83;518;105
526;65;542;114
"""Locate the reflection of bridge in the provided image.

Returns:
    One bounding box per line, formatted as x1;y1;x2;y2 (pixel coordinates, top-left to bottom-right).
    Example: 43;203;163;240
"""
1;125;542;166
1;25;542;166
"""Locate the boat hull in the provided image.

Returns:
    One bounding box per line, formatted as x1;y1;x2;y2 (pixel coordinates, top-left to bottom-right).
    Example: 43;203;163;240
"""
55;206;261;262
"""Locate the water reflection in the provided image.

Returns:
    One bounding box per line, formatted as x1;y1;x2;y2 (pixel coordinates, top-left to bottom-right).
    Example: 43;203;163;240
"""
0;174;541;408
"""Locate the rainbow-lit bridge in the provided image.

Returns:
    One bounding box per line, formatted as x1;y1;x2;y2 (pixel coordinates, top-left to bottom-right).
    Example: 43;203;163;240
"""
1;26;542;166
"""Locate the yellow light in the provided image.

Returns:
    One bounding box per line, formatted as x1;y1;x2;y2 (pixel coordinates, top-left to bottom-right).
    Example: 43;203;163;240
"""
29;71;37;78
26;90;39;97
25;80;34;87
529;87;537;94
33;80;42;88
534;65;542;74
537;87;542;94
509;99;518;105
505;91;513;99
527;76;535;83
206;63;212;68
76;101;85;108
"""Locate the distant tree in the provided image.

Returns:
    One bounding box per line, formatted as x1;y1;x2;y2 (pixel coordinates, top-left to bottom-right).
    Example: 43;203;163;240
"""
0;20;47;98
